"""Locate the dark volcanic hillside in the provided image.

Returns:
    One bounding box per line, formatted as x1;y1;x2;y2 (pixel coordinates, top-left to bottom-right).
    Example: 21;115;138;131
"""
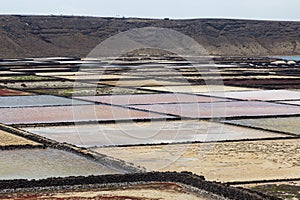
1;15;300;58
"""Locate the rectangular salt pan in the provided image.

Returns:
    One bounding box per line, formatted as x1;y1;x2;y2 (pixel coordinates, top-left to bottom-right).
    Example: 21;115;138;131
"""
24;120;286;147
129;101;300;118
200;90;300;101
0;81;96;90
278;100;300;106
99;79;188;87
0;95;91;108
142;85;258;93
93;139;300;182
0;148;122;180
0;129;39;146
225;117;300;135
0;105;172;124
0;89;31;96
76;93;227;105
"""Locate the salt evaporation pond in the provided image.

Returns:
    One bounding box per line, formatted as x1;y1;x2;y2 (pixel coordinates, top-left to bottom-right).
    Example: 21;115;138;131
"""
0;148;123;180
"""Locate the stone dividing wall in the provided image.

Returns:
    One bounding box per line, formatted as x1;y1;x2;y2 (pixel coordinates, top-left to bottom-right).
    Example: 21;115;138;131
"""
0;144;43;150
0;172;280;200
0;124;146;173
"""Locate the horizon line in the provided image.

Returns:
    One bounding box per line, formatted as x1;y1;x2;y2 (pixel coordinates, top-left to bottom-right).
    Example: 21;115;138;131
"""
1;13;300;23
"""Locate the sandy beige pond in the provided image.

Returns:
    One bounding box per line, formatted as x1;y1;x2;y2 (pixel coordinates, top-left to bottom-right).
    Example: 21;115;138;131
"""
0;129;39;146
93;139;300;182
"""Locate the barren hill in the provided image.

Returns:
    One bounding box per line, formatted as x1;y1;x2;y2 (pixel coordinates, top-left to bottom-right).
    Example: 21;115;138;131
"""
1;15;300;58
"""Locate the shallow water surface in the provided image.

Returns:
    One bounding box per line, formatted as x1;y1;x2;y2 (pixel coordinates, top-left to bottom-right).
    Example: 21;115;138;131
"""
0;148;122;180
226;117;300;135
24;120;285;147
0;95;91;108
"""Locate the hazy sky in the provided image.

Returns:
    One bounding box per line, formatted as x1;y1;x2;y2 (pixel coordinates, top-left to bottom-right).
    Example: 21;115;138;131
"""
1;0;300;21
